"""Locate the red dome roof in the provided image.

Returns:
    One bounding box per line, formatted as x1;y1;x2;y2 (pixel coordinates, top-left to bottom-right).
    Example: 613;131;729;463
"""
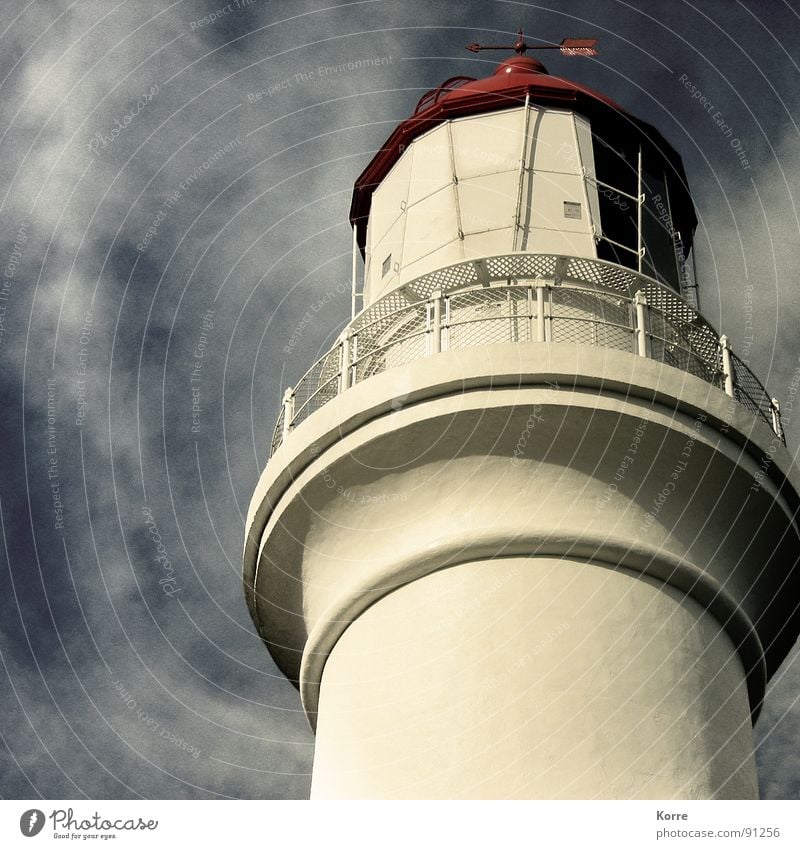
431;54;623;113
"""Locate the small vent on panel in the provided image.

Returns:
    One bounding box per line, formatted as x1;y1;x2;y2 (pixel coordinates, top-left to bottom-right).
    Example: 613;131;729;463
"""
563;201;582;220
382;254;392;277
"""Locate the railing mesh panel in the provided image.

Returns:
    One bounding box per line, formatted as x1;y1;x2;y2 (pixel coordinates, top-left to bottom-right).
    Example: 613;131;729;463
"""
291;348;341;427
270;407;285;456
269;254;783;455
353;332;428;383
731;352;776;431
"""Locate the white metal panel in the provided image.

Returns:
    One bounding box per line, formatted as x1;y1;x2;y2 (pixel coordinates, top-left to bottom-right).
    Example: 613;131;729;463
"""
462;228;516;259
526;109;582;174
397;239;465;287
406;124;453;206
522;172;594;234
366;211;407;300
524;228;596;257
367;148;413;253
457;171;518;235
402;184;460;265
451;109;524;179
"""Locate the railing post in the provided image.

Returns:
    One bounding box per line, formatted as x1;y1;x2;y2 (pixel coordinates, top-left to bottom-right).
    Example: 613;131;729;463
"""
527;285;535;342
634;290;649;357
720;334;735;398
431;289;443;354
339;330;351;391
535;281;547;342
351;226;359;320
771;398;784;442
282;388;294;441
636;145;644;274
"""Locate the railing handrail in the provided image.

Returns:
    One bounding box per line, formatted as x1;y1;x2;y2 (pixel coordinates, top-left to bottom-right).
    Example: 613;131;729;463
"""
272;255;783;454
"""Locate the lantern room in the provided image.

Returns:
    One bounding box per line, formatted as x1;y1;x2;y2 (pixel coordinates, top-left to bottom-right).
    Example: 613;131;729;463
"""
350;54;698;308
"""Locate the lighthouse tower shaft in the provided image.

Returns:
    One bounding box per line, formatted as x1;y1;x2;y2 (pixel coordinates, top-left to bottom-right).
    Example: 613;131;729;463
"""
244;55;800;799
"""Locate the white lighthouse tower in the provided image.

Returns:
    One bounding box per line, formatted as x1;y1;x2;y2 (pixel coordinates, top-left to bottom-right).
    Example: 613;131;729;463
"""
244;32;800;799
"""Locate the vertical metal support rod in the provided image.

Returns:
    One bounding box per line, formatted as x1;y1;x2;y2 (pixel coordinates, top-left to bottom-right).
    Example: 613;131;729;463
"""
634;290;649;357
662;168;683;293
571;116;596;242
636;145;644;273
527;285;535;342
512;93;531;252
432;290;443;354
507;288;516;343
340;331;351;391
690;246;700;313
536;282;547;342
351;227;359;319
446;121;464;241
282;388;294;441
720;335;735;398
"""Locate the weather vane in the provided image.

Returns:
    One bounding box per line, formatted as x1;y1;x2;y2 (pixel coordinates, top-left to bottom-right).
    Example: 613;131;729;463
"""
467;28;598;57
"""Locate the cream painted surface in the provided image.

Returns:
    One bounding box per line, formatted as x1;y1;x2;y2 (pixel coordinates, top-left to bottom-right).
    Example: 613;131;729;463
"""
522;228;596;256
451;109;522;177
458;171;519;234
400;184;459;266
460;228;516;260
364;107;602;304
405;128;452;206
311;558;757;799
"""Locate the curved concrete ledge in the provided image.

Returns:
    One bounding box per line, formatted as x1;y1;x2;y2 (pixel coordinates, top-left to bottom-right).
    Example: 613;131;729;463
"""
247;344;797;562
244;343;800;732
298;540;765;729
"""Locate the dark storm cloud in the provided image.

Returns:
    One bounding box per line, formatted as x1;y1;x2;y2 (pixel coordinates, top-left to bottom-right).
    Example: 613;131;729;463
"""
0;0;798;801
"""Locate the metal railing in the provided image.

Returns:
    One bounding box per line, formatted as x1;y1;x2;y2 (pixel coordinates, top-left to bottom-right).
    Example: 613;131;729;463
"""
271;254;783;455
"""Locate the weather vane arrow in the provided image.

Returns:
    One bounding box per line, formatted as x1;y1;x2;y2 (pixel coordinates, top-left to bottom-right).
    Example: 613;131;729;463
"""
467;28;598;57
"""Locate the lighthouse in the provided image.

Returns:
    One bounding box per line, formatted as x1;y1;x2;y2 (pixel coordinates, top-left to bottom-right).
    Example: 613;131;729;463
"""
243;32;800;799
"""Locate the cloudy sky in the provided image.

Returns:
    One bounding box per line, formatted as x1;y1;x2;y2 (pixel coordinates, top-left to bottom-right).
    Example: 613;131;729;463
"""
0;0;798;800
